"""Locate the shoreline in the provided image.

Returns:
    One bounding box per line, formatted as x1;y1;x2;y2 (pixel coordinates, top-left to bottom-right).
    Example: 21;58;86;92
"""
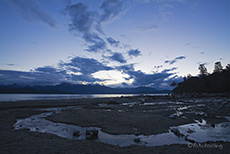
0;93;167;103
0;95;230;153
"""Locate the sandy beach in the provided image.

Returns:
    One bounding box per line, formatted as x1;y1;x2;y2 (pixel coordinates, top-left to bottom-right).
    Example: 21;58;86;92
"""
0;95;230;154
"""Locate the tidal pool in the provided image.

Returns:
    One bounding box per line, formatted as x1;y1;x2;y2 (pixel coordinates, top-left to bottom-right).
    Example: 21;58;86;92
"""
14;107;230;147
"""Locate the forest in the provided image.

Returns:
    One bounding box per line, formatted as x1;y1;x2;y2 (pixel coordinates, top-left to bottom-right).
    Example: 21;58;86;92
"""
173;62;230;94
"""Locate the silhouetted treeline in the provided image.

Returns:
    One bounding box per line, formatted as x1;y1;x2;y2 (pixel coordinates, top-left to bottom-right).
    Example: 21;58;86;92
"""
173;69;230;94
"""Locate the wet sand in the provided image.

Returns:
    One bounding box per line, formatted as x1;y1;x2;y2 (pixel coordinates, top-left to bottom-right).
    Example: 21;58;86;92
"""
0;95;230;154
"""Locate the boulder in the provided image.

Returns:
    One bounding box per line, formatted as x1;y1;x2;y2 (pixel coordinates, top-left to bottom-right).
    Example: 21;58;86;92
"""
134;138;141;143
170;128;184;137
211;124;215;128
73;130;80;137
86;129;99;140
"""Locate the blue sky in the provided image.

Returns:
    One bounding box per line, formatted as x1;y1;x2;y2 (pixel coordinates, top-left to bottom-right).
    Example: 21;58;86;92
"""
0;0;229;89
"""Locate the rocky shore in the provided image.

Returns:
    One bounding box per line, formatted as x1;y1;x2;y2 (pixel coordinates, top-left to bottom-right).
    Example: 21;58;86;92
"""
0;95;230;154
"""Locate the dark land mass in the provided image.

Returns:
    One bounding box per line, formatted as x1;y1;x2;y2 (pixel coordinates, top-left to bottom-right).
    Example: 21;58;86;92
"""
173;69;230;94
0;83;170;94
0;95;230;154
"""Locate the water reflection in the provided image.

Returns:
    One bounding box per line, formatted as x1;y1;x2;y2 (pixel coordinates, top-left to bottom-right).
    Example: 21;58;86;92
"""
14;107;230;147
0;94;167;102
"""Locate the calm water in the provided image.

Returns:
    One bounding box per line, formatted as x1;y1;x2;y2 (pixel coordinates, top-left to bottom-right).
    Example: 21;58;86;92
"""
0;94;167;102
14;107;230;147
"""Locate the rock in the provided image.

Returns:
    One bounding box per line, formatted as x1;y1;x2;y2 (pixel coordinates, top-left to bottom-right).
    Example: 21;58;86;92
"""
182;116;187;119
176;111;183;117
211;124;215;128
134;131;140;136
86;129;98;140
184;136;196;143
169;114;176;119
221;101;228;106
139;98;145;104
108;99;118;104
134;138;141;143
171;128;184;137
133;128;140;136
187;128;195;134
73;130;80;137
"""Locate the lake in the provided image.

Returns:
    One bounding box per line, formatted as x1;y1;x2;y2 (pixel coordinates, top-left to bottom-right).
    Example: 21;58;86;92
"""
0;94;167;102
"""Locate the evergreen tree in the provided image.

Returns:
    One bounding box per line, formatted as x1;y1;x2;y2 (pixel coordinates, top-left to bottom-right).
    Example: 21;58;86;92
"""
173;62;230;94
226;64;230;70
170;81;177;87
213;61;223;73
198;64;208;75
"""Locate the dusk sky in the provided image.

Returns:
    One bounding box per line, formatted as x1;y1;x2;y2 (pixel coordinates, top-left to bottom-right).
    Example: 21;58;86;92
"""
0;0;229;89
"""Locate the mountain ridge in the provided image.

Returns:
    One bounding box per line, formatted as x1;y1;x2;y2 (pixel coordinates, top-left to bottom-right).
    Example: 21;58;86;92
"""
0;83;170;94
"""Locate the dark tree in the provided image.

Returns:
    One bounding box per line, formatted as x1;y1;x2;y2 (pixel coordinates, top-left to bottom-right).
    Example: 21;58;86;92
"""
213;61;223;73
183;76;187;81
170;81;177;87
199;64;208;75
173;62;230;94
187;74;192;79
226;64;230;70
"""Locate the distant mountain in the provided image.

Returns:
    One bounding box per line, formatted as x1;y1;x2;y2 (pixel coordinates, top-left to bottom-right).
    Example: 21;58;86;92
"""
0;83;170;94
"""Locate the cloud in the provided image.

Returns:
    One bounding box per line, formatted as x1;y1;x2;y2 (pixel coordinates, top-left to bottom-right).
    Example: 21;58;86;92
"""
65;3;106;52
9;0;56;27
161;67;177;73
0;55;182;89
134;0;189;23
128;49;141;57
116;64;135;72
99;0;124;23
7;64;15;66
66;3;97;32
153;65;163;73
184;43;191;46
83;33;106;52
107;37;120;47
138;24;159;32
200;52;205;54
0;69;66;86
0;69;102;86
175;56;186;60
117;64;180;89
108;52;127;63
154;65;163;69
0;56;114;86
64;1;133;54
197;62;208;65
62;56;113;75
62;56;114;83
68;73;105;83
65;1;127;52
1;63;15;66
35;66;57;73
165;56;186;65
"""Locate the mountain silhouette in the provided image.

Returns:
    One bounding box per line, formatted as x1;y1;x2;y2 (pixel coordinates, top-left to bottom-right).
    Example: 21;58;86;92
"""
0;83;170;94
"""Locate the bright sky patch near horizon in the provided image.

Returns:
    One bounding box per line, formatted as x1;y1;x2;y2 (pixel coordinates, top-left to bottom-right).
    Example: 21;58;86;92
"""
0;0;229;89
